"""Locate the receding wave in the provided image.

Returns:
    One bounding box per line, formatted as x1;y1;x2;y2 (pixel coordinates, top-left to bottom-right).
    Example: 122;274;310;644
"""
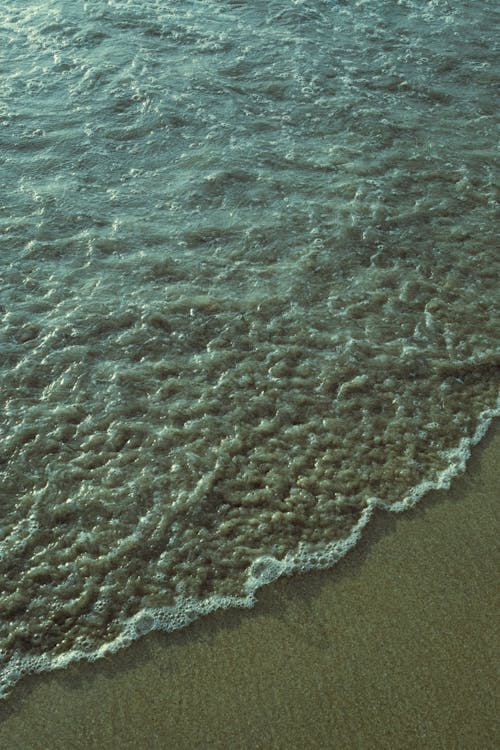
0;0;499;699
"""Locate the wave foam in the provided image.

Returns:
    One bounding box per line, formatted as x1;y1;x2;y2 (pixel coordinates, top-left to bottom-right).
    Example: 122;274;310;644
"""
1;403;497;702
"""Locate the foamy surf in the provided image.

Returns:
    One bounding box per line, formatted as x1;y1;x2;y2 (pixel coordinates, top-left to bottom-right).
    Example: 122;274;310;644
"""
1;0;499;701
1;406;498;701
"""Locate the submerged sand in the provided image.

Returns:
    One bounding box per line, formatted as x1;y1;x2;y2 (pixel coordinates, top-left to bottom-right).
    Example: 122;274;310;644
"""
0;421;498;750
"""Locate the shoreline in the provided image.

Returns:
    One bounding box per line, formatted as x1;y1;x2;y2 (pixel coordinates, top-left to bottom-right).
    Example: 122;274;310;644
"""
0;419;498;749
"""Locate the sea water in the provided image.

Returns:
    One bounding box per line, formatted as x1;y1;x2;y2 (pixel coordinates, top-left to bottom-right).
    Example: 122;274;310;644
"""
0;0;499;698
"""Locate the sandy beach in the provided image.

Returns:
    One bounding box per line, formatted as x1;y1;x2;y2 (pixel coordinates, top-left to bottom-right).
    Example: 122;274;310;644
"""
0;419;498;750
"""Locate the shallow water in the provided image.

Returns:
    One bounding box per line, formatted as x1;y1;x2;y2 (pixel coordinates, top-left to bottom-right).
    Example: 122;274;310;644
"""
1;0;499;698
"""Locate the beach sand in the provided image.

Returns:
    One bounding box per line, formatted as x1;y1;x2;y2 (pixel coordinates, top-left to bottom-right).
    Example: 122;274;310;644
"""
0;420;498;750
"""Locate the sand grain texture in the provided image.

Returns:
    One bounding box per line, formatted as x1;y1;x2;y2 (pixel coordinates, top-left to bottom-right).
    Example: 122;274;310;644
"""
0;422;498;750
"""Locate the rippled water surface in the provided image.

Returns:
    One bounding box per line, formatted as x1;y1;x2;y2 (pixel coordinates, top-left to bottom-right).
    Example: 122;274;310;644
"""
1;0;499;697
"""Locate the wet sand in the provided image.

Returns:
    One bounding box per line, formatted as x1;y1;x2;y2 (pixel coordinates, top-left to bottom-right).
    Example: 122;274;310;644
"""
0;420;498;750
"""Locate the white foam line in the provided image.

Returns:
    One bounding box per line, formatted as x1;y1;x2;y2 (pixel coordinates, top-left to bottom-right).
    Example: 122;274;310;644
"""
1;400;499;701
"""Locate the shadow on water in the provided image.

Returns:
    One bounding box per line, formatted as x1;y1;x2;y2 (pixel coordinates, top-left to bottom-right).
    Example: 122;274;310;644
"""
0;418;498;721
